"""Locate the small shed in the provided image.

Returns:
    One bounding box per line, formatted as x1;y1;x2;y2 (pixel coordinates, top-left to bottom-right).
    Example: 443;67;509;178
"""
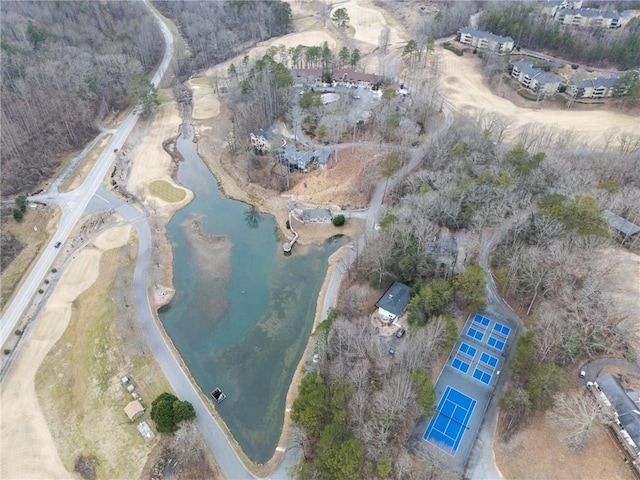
375;282;412;323
124;400;146;422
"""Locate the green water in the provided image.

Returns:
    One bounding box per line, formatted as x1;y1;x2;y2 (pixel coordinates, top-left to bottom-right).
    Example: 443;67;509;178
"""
159;125;345;463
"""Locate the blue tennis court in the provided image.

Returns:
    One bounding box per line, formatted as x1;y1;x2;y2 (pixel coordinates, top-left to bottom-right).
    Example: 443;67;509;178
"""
487;336;505;351
473;314;490;327
480;352;498;368
492;322;511;337
473;368;492;384
467;326;485;341
458;342;477;359
424;386;477;455
452;358;470;373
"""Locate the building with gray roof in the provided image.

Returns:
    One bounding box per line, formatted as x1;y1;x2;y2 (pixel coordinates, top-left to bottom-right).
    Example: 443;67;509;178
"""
510;61;562;95
603;210;640;238
595;373;640;457
568;75;621;99
375;282;412;323
556;8;621;28
456;27;514;53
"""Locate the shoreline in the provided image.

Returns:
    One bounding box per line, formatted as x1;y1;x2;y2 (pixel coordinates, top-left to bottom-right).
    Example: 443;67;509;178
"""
185;117;353;475
141;88;350;474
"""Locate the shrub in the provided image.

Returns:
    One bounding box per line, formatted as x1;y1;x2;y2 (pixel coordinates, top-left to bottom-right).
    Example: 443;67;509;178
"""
3;349;11;355
38;289;44;294
13;209;23;222
332;215;345;227
14;330;22;336
74;454;97;480
51;268;57;273
150;392;196;433
44;279;50;284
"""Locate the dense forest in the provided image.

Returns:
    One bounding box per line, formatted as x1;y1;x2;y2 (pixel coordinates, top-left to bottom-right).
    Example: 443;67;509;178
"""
480;4;640;69
152;0;293;77
0;1;163;197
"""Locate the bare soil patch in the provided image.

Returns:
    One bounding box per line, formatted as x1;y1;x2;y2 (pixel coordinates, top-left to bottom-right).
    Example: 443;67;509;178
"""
495;410;635;480
289;147;385;210
599;248;640;354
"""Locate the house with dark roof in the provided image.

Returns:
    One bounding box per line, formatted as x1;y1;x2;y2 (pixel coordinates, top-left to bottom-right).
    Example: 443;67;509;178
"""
456;27;514;53
593;374;640;458
509;61;562;95
603;210;640;239
375;282;412;324
556;8;621;28
277;141;330;171
567;75;621;99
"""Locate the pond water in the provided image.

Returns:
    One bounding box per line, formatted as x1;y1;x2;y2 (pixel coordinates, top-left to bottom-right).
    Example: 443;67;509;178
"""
159;124;345;463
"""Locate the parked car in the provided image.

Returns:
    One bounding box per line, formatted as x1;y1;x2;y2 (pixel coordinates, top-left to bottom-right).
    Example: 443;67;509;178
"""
54;241;61;248
395;328;406;338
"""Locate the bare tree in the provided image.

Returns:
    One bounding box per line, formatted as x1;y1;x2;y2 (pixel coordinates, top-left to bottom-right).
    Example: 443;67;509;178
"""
550;390;610;450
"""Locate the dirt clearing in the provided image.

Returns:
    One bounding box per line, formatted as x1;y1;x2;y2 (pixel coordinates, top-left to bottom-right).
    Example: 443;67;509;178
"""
288;147;385;210
495;411;635;480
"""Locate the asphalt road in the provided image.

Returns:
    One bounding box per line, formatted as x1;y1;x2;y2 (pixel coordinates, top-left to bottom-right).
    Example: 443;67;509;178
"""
2;8;514;479
0;1;173;349
465;211;533;480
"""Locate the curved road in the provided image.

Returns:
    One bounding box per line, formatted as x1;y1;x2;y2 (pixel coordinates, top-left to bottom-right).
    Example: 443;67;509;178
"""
465;210;533;480
0;1;173;348
3;5;518;480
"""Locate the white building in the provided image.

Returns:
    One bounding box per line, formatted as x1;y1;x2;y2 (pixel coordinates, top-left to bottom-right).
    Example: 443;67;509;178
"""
456;27;514;53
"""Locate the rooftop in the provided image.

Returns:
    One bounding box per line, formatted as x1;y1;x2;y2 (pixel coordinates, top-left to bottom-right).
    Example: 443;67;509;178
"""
375;282;412;316
596;373;640;454
561;8;619;19
124;400;145;421
279;142;330;169
603;210;640;236
511;61;562;84
458;27;514;44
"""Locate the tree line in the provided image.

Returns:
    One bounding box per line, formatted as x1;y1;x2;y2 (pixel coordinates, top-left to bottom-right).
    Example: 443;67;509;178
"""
0;1;163;198
480;4;640;69
152;0;293;77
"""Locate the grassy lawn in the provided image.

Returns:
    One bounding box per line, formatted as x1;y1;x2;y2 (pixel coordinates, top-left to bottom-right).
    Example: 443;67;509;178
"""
59;134;113;193
35;241;172;479
517;89;540;101
0;205;59;313
148;180;186;203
